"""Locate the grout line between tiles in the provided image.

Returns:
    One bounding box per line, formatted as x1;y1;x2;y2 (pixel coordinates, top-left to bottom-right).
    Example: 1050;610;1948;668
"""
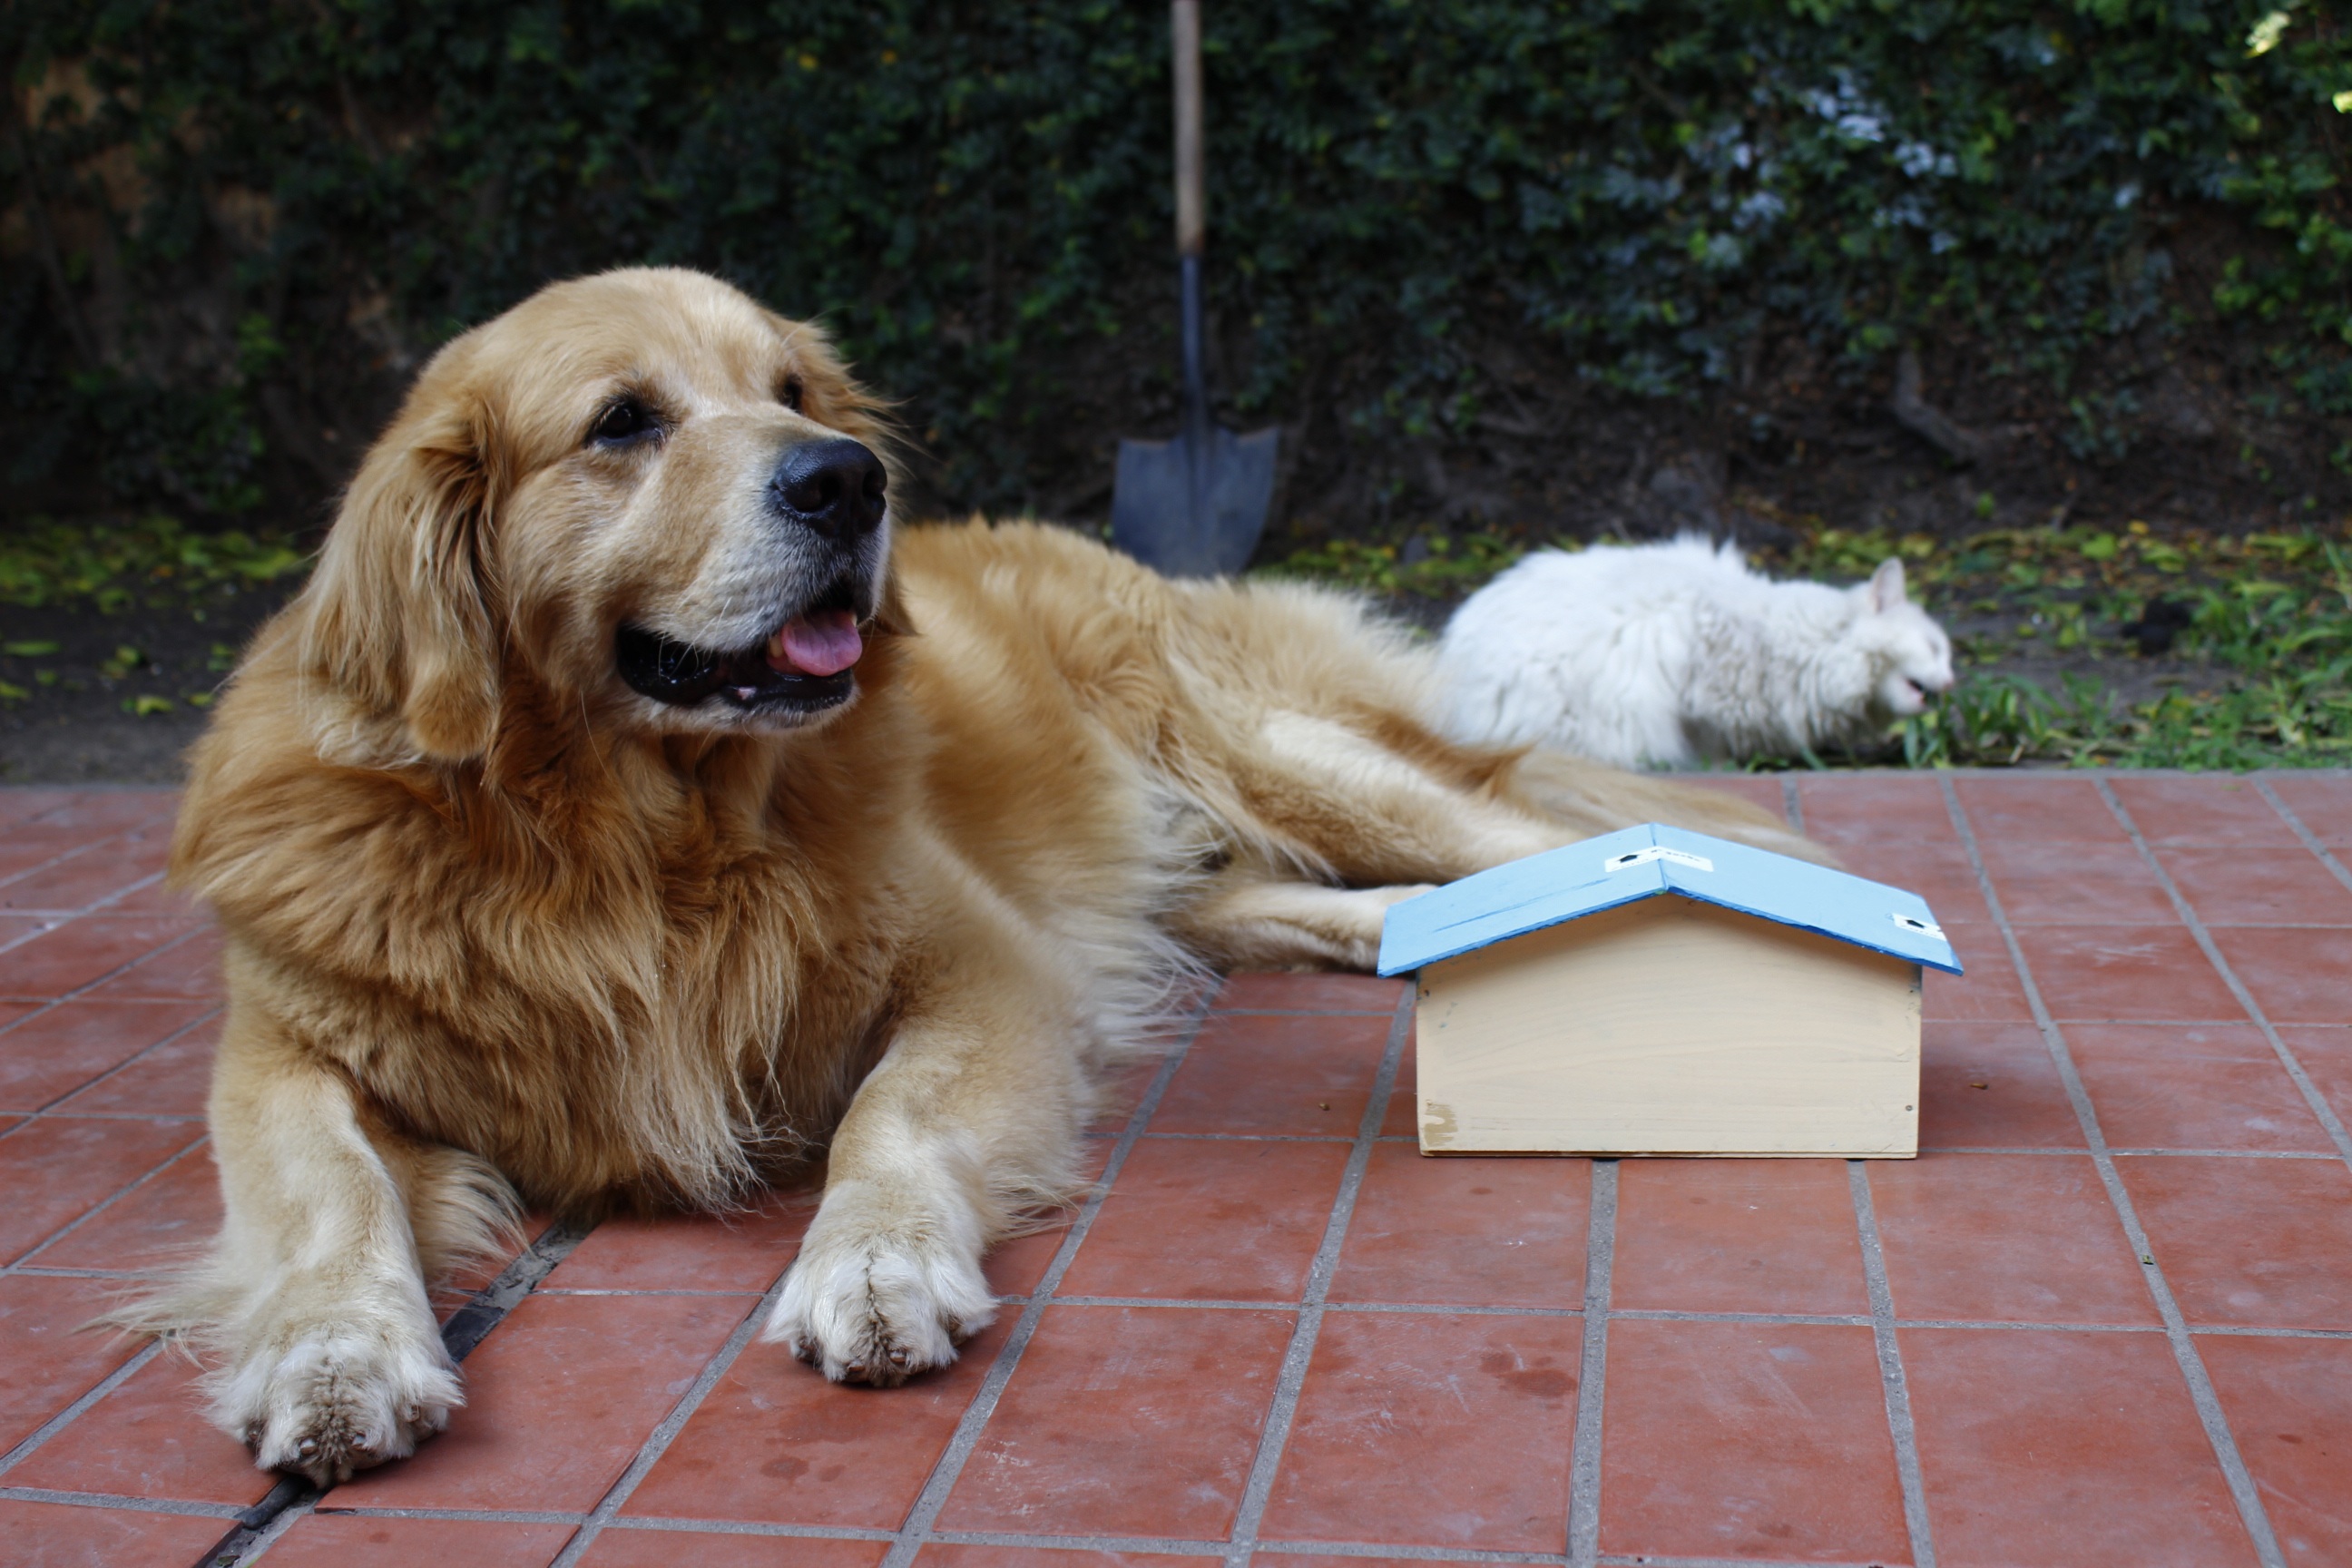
1847;1161;1936;1568
2098;777;2352;1176
2256;776;2352;897
874;996;1213;1568
31;1003;223;1120
1220;988;1413;1567
1566;1158;1618;1568
0;1485;242;1517
4;872;176;926
202;1215;596;1568
1942;775;2288;1568
1781;775;1803;833
544;1262;801;1565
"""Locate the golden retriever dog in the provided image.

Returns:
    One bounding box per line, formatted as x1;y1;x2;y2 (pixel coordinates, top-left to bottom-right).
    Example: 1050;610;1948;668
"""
144;267;1819;1486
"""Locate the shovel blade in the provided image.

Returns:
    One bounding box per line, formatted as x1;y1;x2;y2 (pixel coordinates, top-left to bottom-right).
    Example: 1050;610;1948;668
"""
1111;424;1279;577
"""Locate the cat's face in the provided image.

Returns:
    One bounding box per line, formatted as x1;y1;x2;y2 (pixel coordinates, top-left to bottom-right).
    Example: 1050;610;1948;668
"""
1850;559;1955;718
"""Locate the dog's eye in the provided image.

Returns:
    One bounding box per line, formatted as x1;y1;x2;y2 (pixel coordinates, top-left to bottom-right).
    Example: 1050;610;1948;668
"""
779;377;805;413
590;397;661;447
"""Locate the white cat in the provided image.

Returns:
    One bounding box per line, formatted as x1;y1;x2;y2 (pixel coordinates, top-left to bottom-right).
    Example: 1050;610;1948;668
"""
1435;536;1955;768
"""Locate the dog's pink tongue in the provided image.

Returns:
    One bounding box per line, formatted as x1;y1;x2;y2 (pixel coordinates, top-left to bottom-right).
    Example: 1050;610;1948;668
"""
766;610;862;678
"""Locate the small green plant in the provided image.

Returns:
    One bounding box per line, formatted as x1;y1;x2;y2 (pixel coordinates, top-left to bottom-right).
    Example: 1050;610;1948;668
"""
0;515;309;613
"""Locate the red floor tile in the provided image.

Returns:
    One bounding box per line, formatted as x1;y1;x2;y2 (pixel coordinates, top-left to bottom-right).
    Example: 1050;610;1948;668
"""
1613;1157;1869;1317
0;1000;211;1113
0;830;172;915
1919;1022;2084;1149
1868;1154;2157;1325
7;791;177;836
102;877;201;917
9;1350;274;1506
1924;926;2034;1023
1902;1327;2259;1567
1601;1318;1911;1565
939;1303;1292;1540
624;1318;1005;1531
2111;775;2305;848
83;924;225;1002
0;916;203;1000
916;1549;1159;1568
983;1220;1071;1298
589;1532;885;1567
2160;847;2352;926
0;1275;147;1452
2200;1334;2352;1568
625;1326;1002;1533
249;1513;578;1568
1798;771;1961;848
29;1142;220;1274
1151;1011;1388;1138
1833;839;1994;926
51;1012;219;1117
548;1190;813;1295
1212;973;1405;1012
0;1117;205;1264
1260;1308;1579;1553
1955;774;2132;844
1980;838;2180;926
2119;1155;2352;1330
1058;1137;1347;1301
1329;1143;1586;1308
0;1498;230;1568
2068;1024;2334;1152
0;789;82;829
2210;927;2352;1024
2264;774;2352;847
331;1290;750;1512
2281;1026;2352;1129
1686;773;1791;819
2018;925;2246;1021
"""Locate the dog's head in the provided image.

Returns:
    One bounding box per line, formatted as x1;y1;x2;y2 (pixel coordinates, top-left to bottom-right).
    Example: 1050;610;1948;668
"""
302;268;903;762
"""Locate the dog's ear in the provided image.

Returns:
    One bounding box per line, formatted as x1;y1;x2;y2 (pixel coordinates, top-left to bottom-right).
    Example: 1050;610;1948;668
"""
303;392;505;761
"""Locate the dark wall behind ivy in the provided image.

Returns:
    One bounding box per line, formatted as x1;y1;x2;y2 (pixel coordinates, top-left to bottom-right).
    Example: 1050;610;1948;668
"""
4;0;2347;534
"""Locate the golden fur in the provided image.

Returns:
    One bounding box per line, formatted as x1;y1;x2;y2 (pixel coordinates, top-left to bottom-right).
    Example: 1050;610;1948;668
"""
143;268;1822;1485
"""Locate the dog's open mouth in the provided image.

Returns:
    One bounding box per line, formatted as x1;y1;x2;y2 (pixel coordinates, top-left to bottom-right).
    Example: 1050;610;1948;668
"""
617;584;867;715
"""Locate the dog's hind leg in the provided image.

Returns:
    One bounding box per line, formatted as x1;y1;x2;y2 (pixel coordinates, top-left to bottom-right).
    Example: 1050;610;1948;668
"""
1167;871;1430;972
1220;710;1831;889
124;1005;482;1487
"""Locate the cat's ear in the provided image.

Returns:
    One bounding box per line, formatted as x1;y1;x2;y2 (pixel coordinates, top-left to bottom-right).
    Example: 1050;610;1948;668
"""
1869;558;1908;612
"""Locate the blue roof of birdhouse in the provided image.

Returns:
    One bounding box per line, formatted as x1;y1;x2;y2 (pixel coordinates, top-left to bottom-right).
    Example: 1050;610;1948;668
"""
1377;822;1965;978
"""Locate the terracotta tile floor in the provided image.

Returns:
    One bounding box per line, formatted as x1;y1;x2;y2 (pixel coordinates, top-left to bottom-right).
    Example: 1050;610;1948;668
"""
3;773;2350;1568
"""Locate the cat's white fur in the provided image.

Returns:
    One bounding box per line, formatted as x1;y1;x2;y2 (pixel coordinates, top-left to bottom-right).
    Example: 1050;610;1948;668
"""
1436;536;1955;768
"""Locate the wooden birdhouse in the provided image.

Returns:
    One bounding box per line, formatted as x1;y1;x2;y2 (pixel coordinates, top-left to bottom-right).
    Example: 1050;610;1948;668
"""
1377;824;1963;1159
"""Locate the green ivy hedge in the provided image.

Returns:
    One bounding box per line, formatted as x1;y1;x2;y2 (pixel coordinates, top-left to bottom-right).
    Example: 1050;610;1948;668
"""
5;0;2348;521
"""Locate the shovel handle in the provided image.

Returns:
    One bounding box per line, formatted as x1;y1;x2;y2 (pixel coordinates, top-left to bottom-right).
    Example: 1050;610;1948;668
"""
1172;0;1204;258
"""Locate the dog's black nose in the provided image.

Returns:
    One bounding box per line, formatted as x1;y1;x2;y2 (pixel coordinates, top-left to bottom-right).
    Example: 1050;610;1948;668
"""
770;438;887;541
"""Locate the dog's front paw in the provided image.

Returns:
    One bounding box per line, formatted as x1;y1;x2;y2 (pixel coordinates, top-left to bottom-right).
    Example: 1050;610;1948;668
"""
216;1327;461;1486
761;1203;996;1386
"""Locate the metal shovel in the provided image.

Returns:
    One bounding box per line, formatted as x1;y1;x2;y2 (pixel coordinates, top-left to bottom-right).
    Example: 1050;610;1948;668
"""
1110;0;1279;578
